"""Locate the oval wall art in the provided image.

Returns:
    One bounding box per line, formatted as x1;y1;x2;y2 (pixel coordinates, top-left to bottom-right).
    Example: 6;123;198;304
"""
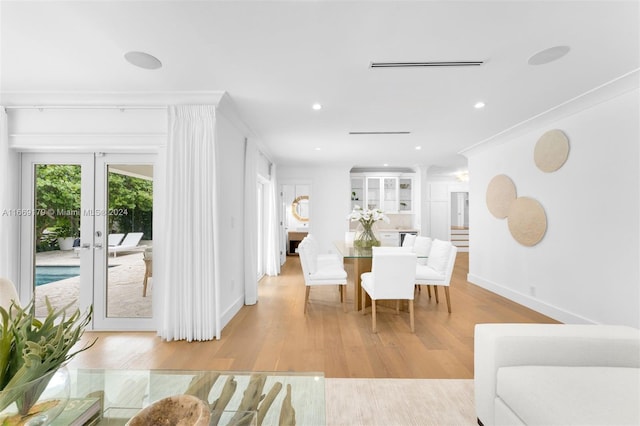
507;196;547;246
486;174;517;219
534;129;570;172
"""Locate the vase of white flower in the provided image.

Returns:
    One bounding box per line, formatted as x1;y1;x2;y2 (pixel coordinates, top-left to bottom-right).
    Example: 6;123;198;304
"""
347;206;390;249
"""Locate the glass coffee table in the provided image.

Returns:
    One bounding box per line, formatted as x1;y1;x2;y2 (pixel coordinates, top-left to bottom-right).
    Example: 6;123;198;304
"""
62;369;325;425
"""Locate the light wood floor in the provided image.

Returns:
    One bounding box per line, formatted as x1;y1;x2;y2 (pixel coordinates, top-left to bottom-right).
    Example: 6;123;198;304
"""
68;252;557;378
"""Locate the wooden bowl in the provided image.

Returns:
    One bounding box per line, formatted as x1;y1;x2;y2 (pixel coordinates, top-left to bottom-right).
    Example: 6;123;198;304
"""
127;394;210;426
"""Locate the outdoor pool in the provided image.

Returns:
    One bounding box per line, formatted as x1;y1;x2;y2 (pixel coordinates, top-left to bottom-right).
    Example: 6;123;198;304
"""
35;265;80;286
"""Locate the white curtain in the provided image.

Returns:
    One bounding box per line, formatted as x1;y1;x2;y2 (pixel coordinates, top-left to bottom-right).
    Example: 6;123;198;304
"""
0;108;20;286
160;105;220;341
243;138;258;304
265;164;281;276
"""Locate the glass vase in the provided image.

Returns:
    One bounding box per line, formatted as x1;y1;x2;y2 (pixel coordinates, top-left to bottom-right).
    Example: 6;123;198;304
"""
0;366;70;426
354;223;380;249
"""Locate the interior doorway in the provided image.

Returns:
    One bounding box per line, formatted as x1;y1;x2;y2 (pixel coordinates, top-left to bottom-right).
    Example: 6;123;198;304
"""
450;191;469;252
281;184;310;256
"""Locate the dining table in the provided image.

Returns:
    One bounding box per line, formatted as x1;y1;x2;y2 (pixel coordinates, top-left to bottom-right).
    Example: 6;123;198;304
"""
334;241;427;311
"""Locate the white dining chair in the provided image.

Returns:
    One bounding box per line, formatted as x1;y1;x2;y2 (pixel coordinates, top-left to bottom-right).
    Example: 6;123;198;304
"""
415;239;457;313
298;236;348;313
360;247;417;332
401;233;417;248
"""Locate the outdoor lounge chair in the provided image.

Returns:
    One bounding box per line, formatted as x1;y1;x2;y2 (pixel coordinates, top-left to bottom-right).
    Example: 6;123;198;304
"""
108;233;125;247
109;232;145;257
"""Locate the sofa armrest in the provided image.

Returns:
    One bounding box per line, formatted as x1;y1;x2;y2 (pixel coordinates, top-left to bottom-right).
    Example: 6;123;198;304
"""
474;323;640;426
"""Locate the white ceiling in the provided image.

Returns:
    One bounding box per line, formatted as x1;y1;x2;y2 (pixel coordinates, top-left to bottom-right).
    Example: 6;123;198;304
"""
1;1;638;171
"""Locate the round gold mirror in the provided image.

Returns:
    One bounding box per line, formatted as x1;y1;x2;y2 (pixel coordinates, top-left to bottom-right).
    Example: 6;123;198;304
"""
291;195;309;222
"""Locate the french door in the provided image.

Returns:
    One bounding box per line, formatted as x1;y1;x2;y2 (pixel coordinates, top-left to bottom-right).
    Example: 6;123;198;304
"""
21;153;156;330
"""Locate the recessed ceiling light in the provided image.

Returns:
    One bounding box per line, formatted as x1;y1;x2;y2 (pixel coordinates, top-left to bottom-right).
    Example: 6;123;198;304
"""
124;51;162;70
474;101;486;109
314;147;321;151
383;163;389;167
527;46;570;66
415;146;422;150
312;103;322;111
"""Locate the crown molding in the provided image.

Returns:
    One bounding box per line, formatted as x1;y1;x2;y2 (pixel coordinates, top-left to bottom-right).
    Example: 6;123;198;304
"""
460;69;640;157
0;90;226;107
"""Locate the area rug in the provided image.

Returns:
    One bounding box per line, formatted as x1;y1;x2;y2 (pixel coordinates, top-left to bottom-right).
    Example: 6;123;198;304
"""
325;378;475;426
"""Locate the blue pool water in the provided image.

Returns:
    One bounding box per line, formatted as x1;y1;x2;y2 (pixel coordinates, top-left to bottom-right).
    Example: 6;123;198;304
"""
35;265;80;286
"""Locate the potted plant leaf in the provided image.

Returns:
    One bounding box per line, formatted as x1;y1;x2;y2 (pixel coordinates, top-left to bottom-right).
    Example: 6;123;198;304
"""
53;221;76;251
0;298;95;423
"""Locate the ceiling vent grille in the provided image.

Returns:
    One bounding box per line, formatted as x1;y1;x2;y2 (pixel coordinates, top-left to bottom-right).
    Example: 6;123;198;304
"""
370;61;484;68
349;131;411;135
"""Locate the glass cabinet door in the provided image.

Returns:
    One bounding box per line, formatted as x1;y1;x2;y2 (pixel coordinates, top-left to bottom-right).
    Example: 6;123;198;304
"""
382;177;398;212
350;177;364;210
399;178;412;212
366;177;380;210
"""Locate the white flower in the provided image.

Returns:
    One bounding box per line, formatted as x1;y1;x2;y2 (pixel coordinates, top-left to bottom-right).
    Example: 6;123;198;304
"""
348;206;389;226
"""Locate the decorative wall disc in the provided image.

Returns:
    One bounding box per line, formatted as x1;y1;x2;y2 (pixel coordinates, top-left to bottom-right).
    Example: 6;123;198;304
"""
507;196;547;246
534;129;570;172
486;174;517;219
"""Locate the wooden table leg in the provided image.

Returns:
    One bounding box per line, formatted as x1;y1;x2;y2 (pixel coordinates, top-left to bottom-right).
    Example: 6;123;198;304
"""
344;257;372;311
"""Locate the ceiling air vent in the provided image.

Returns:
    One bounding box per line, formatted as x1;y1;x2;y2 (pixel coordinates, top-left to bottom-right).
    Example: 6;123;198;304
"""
370;61;484;68
349;131;411;135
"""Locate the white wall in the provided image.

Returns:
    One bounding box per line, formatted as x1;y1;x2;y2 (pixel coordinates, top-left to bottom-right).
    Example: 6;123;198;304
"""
214;107;247;331
465;88;639;327
278;165;351;255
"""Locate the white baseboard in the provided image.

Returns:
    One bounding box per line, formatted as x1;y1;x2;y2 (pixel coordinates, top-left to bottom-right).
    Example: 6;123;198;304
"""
219;295;245;337
467;273;597;325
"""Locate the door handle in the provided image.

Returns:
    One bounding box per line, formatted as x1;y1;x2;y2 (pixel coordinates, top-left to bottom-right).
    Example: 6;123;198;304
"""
81;243;91;249
94;243;103;250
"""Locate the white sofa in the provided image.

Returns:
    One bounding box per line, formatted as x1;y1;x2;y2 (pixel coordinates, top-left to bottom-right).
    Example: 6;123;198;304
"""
475;323;640;426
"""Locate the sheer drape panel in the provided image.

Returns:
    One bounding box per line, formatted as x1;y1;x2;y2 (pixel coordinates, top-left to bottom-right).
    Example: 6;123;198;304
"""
243;138;258;304
0;108;20;286
265;164;281;276
161;105;219;341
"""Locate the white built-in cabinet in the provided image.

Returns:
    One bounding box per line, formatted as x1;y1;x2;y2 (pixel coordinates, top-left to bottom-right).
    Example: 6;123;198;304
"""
351;173;414;213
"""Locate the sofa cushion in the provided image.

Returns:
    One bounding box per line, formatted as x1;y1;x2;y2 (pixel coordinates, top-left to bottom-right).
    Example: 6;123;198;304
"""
496;365;640;426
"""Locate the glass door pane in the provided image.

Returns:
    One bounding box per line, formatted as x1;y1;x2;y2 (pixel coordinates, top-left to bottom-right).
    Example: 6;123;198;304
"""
107;164;153;318
33;164;81;316
22;154;94;320
93;155;155;330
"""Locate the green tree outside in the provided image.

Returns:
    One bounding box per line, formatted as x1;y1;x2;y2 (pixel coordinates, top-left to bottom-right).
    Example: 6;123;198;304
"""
34;165;153;251
107;171;153;239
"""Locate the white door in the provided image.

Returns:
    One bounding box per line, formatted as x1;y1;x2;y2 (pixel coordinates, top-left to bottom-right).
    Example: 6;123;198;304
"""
21;153;156;330
93;154;155;330
256;181;264;279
